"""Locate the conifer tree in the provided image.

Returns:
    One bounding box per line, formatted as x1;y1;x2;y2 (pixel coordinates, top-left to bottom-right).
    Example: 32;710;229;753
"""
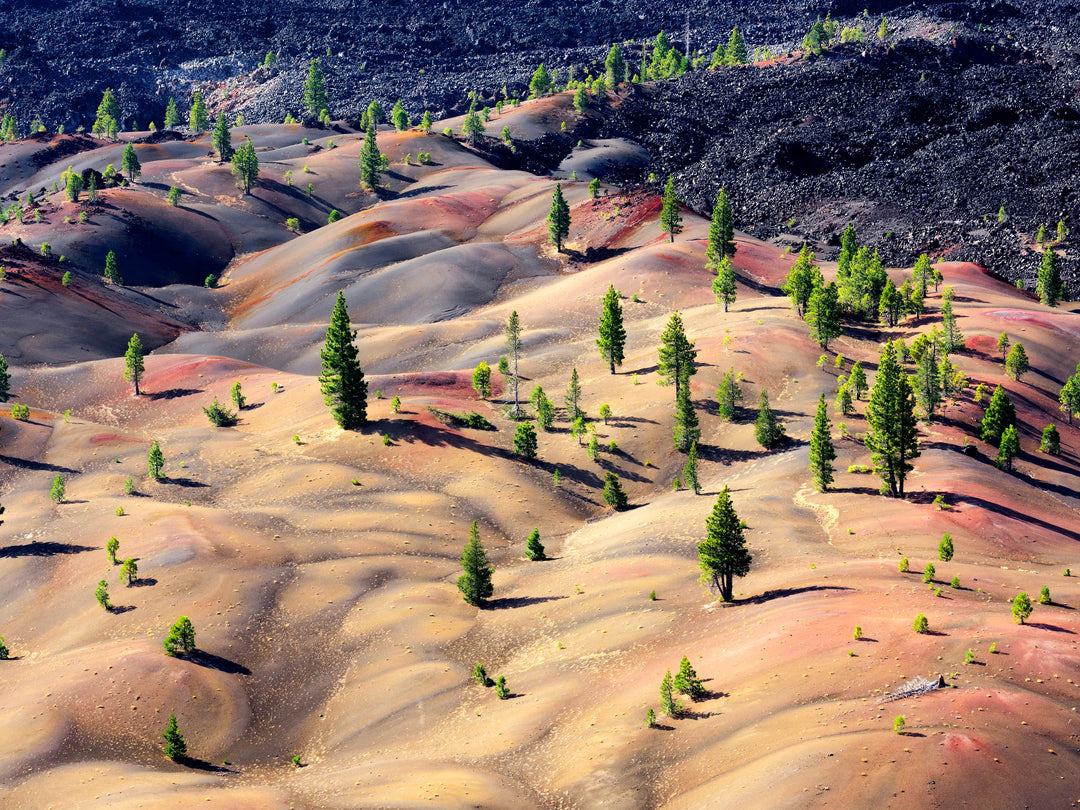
914;337;941;422
705;188;736;272
0;353;11;403
93;88;120;136
996;424;1020;471
107;536;120;565
605;44;627;87
547;183;570;252
513;421;538;459
506;310;522;416
419;111;432;132
529;63;552;97
163;97;179;130
230;137;259;194
782;246;820;317
660;669;680;716
211;112;233;162
564;367;583;421
367;99;385;124
121;144;141;183
716;368;742;420
673;383;700;452
119;557;138;585
806;280;842;349
525;528;545;561
682;441;701;494
1012;591;1033;624
878;279;902;326
147;439;164;479
1040;423;1061;454
462;108;484;143
1037;246;1064;306
996;332;1010;362
659;176;682;242
95;579;111;610
754;389;786;449
189;91;209;131
391;100;409;131
938;533;954;562
673;655;705;699
359;122;382;191
319;292;367;429
457;520;494;606
472;361;492;399
657;311;697;401
713;257;738;312
162;714;187;761
596;285;625;373
163;616;195;656
303;59;328;114
941;297;963;353
104;249;122;284
123;332;144;395
865;341;920;497
1005;342;1029;382
602;471;628;510
980;385;1016;445
698;485;751;602
724;27;749;65
1059;372;1080;424
809;393;836;491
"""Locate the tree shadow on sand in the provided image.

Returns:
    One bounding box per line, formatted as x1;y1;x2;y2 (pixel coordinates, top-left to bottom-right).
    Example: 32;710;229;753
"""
737;585;854;605
484;595;567;610
0;455;77;474
147;388;203;401
0;541;95;558
1025;622;1076;634
177;756;236;773
187;650;252;675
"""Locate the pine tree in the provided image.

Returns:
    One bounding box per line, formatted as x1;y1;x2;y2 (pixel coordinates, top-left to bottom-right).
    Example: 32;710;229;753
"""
657;311;697;401
673;655;706;699
359;122;382;191
505;311;522;416
514;421;538;459
529;63;552;97
119;557;138;585
1037;246;1064;306
231;381;245;411
367;99;385;124
996;332;1010;362
104;250;122;284
782;247;820;317
121;145;141;183
1005;343;1029;382
107;536;120;565
713;257;738;312
189;91;209;131
147;439;164;479
878;279;902;326
698;485;751;602
659;176;682;242
525;528;545;561
914;337;941;422
123;332;144;395
162;714;187;761
683;441;701;494
163;616;196;656
705;187;737;271
472;361;492;399
93;88;120;136
809;393;836;491
1059;372;1080;424
865;341;920;497
605;44;626;87
457;520;494;606
996;424;1020;471
319;292;367;429
939;533;954;562
163;97;179;130
95;579;111;610
50;474;65;503
673;383;700;452
806;280;842;349
303;59;328;114
230;137;259;194
1012;591;1033;624
716;368;742;420
0;353;10;402
211;113;233;162
462;109;484;143
564;367;583;420
980;385;1016;445
1040;423;1061;454
754;389;786;449
724;27;749;65
596;285;626;373
419;111;432;132
87;173;99;204
660;669;680;716
602;471;628;510
547;183;570;252
941;298;963;353
391;100;409;131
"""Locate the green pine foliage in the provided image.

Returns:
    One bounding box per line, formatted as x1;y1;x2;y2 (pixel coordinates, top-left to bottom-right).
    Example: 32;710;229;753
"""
673;655;706;699
457;520;494;606
472;361;492;399
547;183;571;252
318;292;368;430
359;122;382;190
865;340;920;497
682;441;701;494
212;113;233;162
1012;591;1033;624
513;421;538;459
0;353;10;402
50;474;65;503
525;528;545;561
716;368;743;421
996;424;1020;471
164;97;179;130
705;187;736;272
1040;423;1061;454
121;144;141;183
391;100;409;131
713;257;737;312
809;393;836;491
303;59;329;114
95;579;111;610
660;668;682;716
119;557;138;586
230;137;259;194
163;616;196;656
1005;343;1029;382
673;383;700;452
782;247;822;317
162;714;187;761
939;533;954;562
602;472;628;510
698;485;751;602
203;397;238;427
659;176;682;242
123;332;144;395
754;389;786;450
657;311;697;401
596;285;626;373
93;88;121;136
189;91;210;131
806;280;842;349
980;385;1016;445
1037;246;1064;306
505;311;523;416
605;44;627;87
147;440;164;479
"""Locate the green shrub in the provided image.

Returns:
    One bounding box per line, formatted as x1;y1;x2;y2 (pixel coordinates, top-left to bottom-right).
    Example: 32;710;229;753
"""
853;625;862;640
10;403;30;421
913;613;928;634
203;397;237;427
893;715;905;734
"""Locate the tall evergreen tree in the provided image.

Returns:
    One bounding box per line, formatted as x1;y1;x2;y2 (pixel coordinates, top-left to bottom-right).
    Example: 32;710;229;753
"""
0;353;10;402
698;485;751;602
605;44;627;87
189;91;209;131
941;295;963;353
673;655;705;699
506;310;523;416
462;108;484;143
1059;371;1080;424
809;393;836;491
913;336;942;422
659;176;682;242
878;279;902;326
704;189;734;273
547;183;570;252
472;361;492;399
211;112;233;162
716;367;742;420
163;97;179;130
162;714;187;761
996;424;1020;471
1005;342;1029;382
457;520;494;606
865;341;920;497
359;122;382;191
602;471;628;510
525;527;545;561
318;292;368;429
754;389;786;449
93;88;120;136
782;247;821;317
596;285;626;373
713;257;738;312
123;332;145;395
529;63;552;97
980;385;1016;445
514;421;538;459
121;144;141;183
303;58;328;114
1037;246;1064;306
849;361;868;400
230;137;259;194
104;250;122;284
806;280;842;349
147;439;164;479
683;441;701;494
673;382;700;452
564;367;583;421
391;100;409;131
657;311;697;401
724;27;749;65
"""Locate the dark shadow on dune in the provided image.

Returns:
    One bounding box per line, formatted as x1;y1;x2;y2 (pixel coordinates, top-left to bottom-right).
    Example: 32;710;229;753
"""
738;585;854;605
610;416;659;426
0;541;95;558
899;732;927;738
484;595;567;610
924;629;949;637
856;637;879;643
631;363;660;376
679;708;722;720
188;650;252;675
130;577;158;587
1026;622;1076;634
107;604;136;614
0;455;77;474
148;388;203;401
697;443;798;466
162;476;209;488
833;485;882;496
395;184;453;199
735;304;784;314
953;492;1080;542
241;401;265;412
178;757;236;773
